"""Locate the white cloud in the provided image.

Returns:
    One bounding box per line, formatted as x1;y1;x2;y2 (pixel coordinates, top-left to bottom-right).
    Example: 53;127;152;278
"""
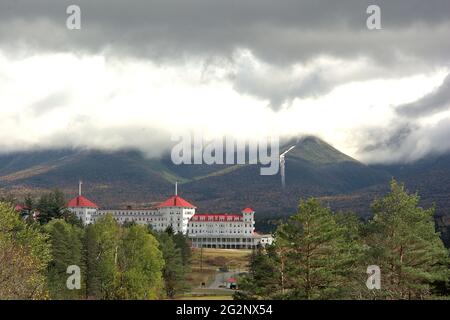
0;49;448;163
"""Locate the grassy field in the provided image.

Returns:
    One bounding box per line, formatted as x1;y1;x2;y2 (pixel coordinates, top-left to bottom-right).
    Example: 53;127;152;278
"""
185;267;216;289
190;248;252;272
178;248;252;300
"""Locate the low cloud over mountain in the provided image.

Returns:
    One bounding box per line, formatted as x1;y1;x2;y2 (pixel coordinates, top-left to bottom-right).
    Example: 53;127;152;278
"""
1;1;450;164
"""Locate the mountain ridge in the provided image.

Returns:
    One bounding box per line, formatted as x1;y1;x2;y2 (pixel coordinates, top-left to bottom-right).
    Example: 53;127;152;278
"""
0;137;448;226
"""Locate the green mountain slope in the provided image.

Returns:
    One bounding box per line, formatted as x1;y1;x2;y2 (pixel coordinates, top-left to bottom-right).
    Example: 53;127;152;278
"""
2;136;448;225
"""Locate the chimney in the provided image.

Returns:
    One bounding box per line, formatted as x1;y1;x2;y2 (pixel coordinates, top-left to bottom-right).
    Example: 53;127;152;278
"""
78;180;83;196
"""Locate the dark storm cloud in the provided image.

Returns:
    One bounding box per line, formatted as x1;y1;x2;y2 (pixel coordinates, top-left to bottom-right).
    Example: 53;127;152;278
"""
1;0;450;109
1;0;449;65
396;74;450;118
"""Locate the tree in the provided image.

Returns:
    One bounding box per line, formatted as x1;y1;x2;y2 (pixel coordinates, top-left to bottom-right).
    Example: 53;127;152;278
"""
236;180;450;300
333;211;368;298
0;193;16;205
116;225;164;299
24;194;34;210
37;189;68;224
84;214;121;299
238;199;360;300
62;211;84;228
122;220;137;228
365;179;449;299
234;245;283;300
44;219;85;299
274;198;358;299
0;202;51;299
84;217;165;300
165;225;174;236
157;232;188;298
172;233;192;267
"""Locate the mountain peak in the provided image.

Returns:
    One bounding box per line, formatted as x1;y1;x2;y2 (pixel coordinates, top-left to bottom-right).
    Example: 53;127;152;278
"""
282;135;357;165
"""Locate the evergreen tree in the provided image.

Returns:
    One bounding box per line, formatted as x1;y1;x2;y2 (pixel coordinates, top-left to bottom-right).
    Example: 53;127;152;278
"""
158;232;188;298
37;189;68;224
333;211;368;298
172;233;192;267
165;225;174;236
365;179;449;299
274;198;358;299
234;245;282;299
238;199;361;300
44;219;85;299
122;220;137;228
24;194;34;210
62;211;84;228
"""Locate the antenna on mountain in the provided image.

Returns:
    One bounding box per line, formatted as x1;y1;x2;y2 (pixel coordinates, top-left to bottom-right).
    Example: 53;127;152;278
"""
78;180;83;196
280;146;296;189
175;181;178;196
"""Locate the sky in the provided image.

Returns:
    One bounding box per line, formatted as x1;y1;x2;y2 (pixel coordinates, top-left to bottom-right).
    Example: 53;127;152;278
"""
0;0;449;164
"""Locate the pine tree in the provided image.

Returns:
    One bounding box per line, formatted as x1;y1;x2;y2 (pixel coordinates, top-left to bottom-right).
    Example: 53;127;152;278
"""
37;189;68;224
44;219;85;299
333;211;367;298
275;198;357;299
158;232;188;298
24;194;34;210
172;233;192;267
365;179;449;299
234;245;283;299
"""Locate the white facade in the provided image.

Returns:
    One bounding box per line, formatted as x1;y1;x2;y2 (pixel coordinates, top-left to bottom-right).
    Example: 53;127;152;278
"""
71;206;97;225
155;206;196;234
67;188;273;249
91;207;195;234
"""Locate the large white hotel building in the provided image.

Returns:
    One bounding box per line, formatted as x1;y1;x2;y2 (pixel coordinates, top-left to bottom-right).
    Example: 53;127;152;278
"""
67;183;273;249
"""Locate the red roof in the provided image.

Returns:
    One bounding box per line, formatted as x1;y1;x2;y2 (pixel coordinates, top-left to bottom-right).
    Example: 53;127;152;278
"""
15;204;29;211
227;278;237;283
157;195;196;208
190;214;243;222
67;196;99;208
242;207;254;213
